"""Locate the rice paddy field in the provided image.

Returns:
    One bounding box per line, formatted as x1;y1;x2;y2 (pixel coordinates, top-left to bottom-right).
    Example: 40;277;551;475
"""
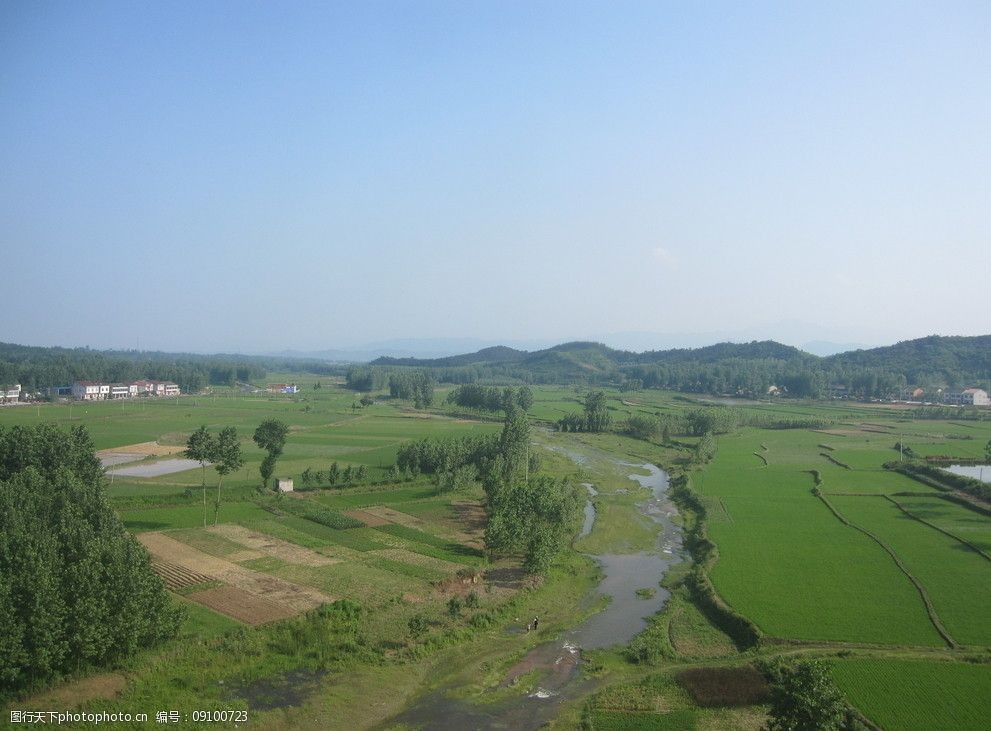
3;380;990;728
832;658;991;730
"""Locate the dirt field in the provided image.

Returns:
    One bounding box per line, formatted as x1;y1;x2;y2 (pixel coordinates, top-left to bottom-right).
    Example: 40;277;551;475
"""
138;532;332;612
343;508;391;527
207;524;340;567
362;506;425;528
150;558;215;591
100;441;184;456
186;586;296;625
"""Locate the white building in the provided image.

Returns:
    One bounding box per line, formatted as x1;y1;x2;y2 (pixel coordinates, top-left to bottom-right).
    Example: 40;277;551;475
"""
943;388;990;406
276;478;294;493
1;384;21;402
130;380;180;397
72;381;107;400
109;384;131;399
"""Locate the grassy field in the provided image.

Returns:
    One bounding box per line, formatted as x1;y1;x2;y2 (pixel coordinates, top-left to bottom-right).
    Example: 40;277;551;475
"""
832;658;991;730
701;431;943;645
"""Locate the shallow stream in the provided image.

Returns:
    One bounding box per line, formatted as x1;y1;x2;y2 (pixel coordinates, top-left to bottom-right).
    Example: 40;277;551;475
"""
384;449;684;729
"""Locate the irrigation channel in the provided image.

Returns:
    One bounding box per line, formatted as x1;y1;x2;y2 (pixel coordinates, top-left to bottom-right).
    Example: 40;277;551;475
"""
384;449;684;729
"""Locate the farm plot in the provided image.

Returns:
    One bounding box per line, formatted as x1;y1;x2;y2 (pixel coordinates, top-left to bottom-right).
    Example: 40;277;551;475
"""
830;494;991;646
150;559;215;592
703;433;942;645
206;524;340;566
185;586;296;626
138;531;331;614
833;658;991;731
893;494;991;553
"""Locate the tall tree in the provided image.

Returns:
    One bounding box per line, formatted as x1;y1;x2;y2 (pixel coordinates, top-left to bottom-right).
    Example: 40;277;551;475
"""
211;427;244;524
583;391;611;432
498;404;531;484
253;419;289;489
184;425;216;526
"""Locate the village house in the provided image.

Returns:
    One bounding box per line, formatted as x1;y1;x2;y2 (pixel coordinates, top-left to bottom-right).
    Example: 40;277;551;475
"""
72;381;108;400
943;388;990;407
1;384;21;402
70;379;180;401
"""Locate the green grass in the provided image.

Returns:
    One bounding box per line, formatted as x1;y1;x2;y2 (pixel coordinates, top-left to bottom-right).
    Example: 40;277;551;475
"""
831;494;991;646
120;500;274;532
833;658;991;731
373;524;484;565
894;494;991;553
591;709;696;730
314;485;441;509
702;432;942;645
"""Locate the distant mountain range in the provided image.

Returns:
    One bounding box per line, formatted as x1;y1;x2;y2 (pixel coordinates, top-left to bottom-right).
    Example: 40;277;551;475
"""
366;335;991;392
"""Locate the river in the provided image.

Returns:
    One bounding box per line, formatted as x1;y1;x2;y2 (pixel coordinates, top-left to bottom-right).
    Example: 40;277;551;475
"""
383;451;683;729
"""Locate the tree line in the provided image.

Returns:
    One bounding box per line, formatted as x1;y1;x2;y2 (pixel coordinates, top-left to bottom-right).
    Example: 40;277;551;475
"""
395;405;580;573
0;424;181;696
446;384;533;413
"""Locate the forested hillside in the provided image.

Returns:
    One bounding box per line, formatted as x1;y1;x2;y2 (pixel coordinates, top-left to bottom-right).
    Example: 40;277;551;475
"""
373;336;991;399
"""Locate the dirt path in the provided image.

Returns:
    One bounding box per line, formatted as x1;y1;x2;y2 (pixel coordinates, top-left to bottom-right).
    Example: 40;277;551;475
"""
138;532;332;612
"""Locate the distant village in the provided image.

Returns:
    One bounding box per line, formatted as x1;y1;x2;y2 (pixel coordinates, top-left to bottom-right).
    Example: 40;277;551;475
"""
0;380;181;403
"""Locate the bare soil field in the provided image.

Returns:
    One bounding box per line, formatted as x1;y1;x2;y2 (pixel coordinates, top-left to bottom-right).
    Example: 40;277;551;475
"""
150;558;215;591
343;508;391;526
186;586;296;625
138;532;332;612
98;441;184;467
101;441;184;456
207;524;340;567
363;506;426;528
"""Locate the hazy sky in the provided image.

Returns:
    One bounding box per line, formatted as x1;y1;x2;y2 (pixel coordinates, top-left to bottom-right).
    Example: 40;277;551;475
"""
2;1;989;353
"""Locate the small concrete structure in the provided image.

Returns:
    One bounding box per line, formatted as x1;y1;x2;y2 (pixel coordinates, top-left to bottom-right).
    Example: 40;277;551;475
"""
276;478;294;493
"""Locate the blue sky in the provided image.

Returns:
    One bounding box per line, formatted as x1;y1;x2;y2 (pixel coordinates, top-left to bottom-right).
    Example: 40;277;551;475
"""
1;1;988;353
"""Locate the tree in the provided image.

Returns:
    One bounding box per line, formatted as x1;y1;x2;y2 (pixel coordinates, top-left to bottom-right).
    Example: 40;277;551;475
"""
764;660;848;731
986;439;991;463
328;462;341;486
301;467;313;487
662;424;672;445
360;394;374;407
484;476;582;574
516;386;534;412
253;419;289;489
498;405;531;484
694;431;717;464
211;427;243;524
583;391;611;432
184;425;216;526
